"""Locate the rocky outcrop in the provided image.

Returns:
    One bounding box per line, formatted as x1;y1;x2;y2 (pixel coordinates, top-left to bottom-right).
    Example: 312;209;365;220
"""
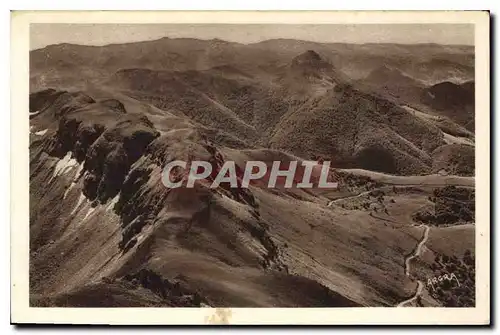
82;115;159;203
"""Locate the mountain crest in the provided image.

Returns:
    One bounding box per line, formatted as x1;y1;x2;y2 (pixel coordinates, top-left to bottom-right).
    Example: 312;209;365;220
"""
291;50;327;68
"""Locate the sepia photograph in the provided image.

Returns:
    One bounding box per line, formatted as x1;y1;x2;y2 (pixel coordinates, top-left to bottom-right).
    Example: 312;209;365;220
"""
11;10;490;325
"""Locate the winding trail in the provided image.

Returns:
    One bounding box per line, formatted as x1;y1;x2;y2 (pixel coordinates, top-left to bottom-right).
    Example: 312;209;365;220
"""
325;176;468;307
397;225;430;307
327;181;473;207
397;281;424;307
404;225;430;276
327;190;374;206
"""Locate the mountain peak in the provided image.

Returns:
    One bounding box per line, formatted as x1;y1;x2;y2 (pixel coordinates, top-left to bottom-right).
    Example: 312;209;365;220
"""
290;50;332;74
292;50;323;65
286;50;345;84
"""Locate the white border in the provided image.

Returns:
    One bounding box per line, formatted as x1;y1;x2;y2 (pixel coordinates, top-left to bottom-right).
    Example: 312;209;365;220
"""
10;10;490;325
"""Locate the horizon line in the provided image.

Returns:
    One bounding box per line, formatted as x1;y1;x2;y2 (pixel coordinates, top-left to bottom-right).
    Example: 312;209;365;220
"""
30;36;475;51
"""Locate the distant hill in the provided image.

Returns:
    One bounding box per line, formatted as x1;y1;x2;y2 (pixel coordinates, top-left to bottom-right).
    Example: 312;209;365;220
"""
30;38;474;91
421;81;475;131
269;82;443;175
399;58;474;84
360;65;425;104
432;144;475;176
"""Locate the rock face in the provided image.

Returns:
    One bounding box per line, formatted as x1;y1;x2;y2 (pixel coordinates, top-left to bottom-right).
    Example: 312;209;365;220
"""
82;115;159;203
30;90;160;204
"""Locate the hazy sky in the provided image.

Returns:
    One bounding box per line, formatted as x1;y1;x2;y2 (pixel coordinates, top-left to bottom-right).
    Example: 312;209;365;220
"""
30;23;474;50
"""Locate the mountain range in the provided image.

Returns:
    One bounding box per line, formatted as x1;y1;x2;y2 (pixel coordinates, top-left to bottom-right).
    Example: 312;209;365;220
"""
29;37;476;307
